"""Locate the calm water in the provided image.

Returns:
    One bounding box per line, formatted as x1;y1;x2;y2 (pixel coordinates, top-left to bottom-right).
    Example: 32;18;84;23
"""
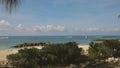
0;36;120;50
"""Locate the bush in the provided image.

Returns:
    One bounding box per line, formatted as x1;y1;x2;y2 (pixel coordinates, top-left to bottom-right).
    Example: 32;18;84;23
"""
7;48;41;68
103;39;120;57
88;42;113;60
87;39;120;68
41;42;86;65
7;42;87;68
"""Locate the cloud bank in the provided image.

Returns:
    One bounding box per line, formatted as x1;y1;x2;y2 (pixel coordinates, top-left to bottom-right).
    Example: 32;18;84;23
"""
31;25;65;32
0;20;120;36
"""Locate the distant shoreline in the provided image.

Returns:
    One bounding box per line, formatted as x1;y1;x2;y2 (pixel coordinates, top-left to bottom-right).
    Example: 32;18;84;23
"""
0;36;120;50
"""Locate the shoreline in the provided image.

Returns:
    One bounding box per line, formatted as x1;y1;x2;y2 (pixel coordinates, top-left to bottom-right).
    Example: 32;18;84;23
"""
0;45;89;61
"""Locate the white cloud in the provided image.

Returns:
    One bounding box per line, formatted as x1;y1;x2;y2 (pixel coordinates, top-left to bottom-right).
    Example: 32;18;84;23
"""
74;27;120;32
99;28;120;32
85;27;98;31
74;27;98;31
54;25;65;31
32;25;53;32
16;24;24;30
0;20;120;35
0;20;11;30
31;25;65;32
0;20;10;26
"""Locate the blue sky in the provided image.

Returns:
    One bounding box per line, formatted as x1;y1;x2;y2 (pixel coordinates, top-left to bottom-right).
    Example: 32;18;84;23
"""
0;0;120;36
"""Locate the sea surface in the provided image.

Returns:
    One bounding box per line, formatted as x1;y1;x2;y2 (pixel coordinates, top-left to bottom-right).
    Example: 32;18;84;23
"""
0;36;120;50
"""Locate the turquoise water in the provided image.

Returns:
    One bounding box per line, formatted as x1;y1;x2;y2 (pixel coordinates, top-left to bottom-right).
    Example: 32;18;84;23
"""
0;36;120;50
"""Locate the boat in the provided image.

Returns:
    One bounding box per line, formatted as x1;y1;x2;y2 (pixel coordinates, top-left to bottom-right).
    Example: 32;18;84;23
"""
85;35;88;39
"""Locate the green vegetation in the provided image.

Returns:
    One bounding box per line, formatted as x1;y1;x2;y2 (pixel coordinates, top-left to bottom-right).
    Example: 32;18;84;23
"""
88;42;113;60
7;39;120;68
7;48;41;68
7;42;88;68
89;39;120;59
47;41;51;45
103;39;120;58
12;42;47;48
87;39;120;68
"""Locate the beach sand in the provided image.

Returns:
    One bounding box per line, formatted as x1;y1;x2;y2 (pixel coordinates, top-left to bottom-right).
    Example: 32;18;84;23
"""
0;45;89;61
0;48;19;61
78;45;89;54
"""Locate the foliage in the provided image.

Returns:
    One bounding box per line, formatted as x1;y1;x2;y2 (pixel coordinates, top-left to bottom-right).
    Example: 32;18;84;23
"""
47;41;51;45
7;42;87;68
7;48;41;68
84;61;115;68
87;39;120;68
103;39;120;57
41;42;87;65
7;40;120;68
12;42;47;48
88;42;113;60
0;0;21;13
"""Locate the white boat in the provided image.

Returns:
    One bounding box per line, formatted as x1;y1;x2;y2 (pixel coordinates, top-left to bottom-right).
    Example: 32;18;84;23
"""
85;35;88;39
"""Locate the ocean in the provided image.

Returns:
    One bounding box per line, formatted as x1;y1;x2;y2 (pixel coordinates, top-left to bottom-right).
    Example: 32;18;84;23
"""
0;36;120;50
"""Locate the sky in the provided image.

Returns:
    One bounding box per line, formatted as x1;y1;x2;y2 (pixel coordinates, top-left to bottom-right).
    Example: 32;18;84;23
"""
0;0;120;36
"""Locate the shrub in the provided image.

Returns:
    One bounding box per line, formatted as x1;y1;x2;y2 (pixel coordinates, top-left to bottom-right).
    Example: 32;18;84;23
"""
7;42;87;68
88;42;113;60
103;39;120;57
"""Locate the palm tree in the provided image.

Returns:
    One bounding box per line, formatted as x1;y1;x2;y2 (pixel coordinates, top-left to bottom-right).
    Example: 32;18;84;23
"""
0;0;21;13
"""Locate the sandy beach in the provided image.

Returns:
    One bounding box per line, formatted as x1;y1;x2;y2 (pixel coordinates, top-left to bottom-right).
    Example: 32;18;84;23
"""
78;45;89;54
0;45;89;61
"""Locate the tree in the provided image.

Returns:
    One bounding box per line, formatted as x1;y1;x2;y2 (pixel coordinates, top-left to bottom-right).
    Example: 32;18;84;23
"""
103;39;120;57
88;42;113;60
0;0;21;13
87;42;115;68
